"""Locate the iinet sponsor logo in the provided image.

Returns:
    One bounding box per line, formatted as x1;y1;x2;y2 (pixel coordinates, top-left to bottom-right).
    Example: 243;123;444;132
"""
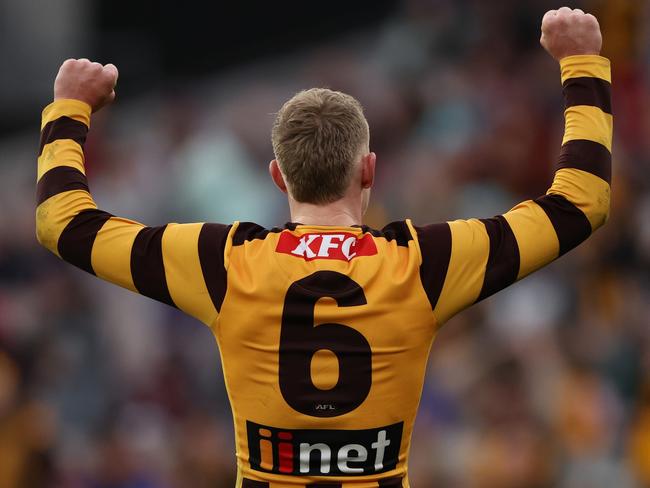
276;232;377;262
246;420;403;476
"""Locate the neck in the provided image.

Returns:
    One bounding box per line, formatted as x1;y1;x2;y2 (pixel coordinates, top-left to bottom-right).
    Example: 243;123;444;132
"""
289;198;362;227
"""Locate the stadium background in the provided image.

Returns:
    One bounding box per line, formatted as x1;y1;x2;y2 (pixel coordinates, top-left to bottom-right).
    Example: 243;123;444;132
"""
1;0;649;486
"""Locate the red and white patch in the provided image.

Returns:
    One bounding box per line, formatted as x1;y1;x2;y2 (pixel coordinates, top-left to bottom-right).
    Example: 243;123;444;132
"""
276;232;377;261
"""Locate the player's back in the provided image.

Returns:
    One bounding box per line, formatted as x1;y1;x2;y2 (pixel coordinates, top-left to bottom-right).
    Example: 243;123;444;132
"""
220;220;436;487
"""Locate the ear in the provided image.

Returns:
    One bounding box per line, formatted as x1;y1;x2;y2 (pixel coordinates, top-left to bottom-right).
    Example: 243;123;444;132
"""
360;152;376;189
269;159;288;194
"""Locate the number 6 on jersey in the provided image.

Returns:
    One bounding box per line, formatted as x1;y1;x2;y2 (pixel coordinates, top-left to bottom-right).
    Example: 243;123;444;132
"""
279;271;372;417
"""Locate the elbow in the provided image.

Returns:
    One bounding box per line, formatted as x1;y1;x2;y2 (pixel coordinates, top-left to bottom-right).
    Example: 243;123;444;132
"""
35;223;49;249
589;187;611;231
35;207;58;254
35;209;46;246
549;169;612;232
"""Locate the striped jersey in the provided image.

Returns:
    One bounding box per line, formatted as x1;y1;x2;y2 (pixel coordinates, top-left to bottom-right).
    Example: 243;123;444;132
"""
36;55;612;488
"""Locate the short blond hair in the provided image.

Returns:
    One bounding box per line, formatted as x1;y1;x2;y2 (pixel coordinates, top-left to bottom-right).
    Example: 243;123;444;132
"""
271;88;369;204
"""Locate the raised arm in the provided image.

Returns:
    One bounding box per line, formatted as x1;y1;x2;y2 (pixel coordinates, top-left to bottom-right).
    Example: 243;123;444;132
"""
414;7;612;326
36;59;231;327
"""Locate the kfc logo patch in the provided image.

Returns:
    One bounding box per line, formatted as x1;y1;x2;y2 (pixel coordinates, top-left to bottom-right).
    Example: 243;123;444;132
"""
276;232;377;261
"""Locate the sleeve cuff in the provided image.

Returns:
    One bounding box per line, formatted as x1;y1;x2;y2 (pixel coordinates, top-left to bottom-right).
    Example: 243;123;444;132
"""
41;99;92;130
560;55;611;84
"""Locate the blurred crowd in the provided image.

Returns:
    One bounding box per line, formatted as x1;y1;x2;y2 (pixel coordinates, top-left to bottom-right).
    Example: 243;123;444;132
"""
1;0;649;486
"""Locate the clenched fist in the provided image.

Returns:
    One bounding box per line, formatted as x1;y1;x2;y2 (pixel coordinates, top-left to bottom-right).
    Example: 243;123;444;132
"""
54;58;119;112
540;7;602;61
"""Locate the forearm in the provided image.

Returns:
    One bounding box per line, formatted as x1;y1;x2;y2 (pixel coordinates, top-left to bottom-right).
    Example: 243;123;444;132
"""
36;99;103;258
544;54;612;233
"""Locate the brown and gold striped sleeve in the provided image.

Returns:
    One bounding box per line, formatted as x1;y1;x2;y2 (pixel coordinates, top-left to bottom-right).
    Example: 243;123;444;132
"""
35;99;232;327
414;55;612;326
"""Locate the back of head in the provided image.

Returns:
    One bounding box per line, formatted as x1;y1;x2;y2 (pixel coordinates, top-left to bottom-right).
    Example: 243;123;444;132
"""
271;88;369;205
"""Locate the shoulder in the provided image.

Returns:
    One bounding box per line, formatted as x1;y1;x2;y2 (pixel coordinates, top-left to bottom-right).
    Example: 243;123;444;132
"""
361;220;413;246
230;222;292;246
